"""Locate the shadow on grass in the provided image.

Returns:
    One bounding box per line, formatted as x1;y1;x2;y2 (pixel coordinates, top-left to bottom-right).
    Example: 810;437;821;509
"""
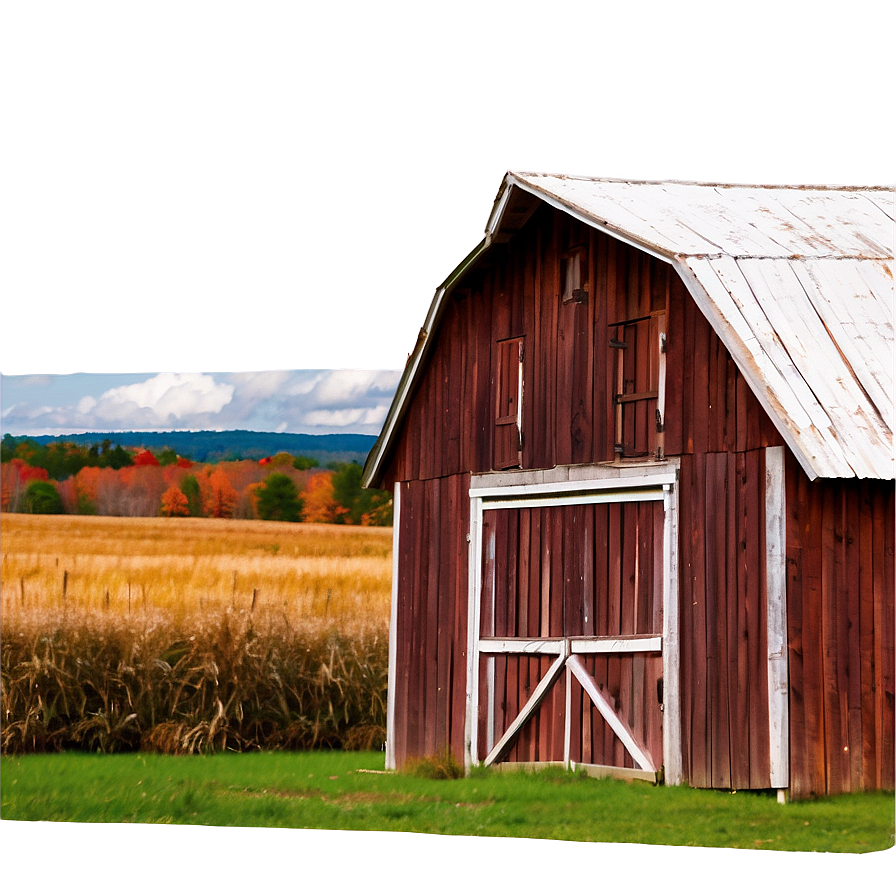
2;822;896;896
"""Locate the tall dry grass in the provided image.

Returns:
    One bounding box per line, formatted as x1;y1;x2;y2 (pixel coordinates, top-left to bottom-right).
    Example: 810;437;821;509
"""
1;514;392;754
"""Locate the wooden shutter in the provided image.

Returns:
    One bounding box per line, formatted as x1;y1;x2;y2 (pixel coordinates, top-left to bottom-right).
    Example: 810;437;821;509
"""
611;312;665;457
495;337;524;469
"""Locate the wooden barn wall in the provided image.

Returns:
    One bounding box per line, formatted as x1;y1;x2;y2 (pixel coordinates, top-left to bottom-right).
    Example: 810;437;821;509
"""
390;473;470;769
784;455;895;798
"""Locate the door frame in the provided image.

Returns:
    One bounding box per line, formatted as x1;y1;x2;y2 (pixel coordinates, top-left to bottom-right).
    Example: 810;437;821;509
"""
464;461;682;784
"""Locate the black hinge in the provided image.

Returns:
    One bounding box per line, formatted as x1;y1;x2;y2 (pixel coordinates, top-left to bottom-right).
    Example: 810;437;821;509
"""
655;408;664;433
609;339;628;349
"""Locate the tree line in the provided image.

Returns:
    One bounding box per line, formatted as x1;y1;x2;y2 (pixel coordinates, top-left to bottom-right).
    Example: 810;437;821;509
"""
1;437;391;526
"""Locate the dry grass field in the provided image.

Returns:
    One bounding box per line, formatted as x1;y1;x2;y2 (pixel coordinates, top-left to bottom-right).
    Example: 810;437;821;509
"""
1;514;392;754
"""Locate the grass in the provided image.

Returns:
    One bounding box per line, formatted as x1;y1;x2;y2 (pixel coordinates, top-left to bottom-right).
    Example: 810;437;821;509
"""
1;514;391;753
1;750;892;853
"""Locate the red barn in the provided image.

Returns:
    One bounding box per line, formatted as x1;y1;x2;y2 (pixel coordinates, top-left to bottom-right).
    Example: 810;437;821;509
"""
363;174;894;799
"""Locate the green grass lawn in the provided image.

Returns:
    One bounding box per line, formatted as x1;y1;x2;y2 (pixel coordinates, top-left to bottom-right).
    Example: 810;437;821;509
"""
1;750;892;853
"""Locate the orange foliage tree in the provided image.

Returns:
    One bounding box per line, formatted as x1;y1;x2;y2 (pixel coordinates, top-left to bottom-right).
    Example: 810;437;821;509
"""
202;468;238;519
160;485;190;517
301;471;341;523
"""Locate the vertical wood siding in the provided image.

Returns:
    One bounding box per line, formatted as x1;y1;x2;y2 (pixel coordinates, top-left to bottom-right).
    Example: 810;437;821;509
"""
785;454;895;797
390;474;470;769
378;201;892;796
677;449;772;790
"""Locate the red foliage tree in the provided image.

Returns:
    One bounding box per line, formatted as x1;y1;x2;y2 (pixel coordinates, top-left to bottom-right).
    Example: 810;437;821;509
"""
133;449;159;467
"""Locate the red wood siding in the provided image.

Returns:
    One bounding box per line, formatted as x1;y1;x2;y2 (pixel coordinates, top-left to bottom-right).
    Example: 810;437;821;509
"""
678;449;772;790
785;454;895;797
390;474;470;769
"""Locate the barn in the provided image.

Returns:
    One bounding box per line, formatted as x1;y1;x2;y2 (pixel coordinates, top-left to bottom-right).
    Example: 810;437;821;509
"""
362;173;894;799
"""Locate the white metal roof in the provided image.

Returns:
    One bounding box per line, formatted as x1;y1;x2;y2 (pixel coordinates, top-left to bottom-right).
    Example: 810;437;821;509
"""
364;173;895;485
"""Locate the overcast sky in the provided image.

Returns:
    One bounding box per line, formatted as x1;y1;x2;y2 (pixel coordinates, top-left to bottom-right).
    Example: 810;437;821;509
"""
2;2;893;384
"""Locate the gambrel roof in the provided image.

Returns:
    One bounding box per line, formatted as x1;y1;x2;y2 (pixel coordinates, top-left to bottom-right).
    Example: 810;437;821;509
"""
364;173;895;485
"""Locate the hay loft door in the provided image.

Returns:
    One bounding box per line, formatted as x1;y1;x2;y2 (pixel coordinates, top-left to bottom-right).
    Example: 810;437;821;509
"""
465;467;681;783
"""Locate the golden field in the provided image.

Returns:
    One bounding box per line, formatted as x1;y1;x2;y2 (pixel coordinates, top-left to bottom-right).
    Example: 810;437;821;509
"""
0;514;392;754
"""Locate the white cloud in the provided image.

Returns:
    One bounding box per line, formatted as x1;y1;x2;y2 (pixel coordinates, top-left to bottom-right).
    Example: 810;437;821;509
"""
228;370;293;400
95;373;234;425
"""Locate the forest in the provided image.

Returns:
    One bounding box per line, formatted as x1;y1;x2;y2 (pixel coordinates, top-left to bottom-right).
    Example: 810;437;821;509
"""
0;435;391;526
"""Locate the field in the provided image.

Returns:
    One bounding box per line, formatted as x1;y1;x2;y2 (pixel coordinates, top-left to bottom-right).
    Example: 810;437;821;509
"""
1;513;392;753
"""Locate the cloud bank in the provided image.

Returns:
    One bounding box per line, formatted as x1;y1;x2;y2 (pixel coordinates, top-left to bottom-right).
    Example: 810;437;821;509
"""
0;370;402;437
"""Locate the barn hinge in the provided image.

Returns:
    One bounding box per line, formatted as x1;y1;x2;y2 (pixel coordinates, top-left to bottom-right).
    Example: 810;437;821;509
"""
660;333;667;353
655;408;664;433
609;338;628;349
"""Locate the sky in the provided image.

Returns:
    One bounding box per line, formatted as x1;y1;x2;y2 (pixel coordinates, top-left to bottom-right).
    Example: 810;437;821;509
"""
0;0;896;433
1;369;402;436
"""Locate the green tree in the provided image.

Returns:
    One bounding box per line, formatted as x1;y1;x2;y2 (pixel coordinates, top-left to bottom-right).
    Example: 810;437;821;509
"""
1;434;18;463
180;474;203;517
256;472;303;522
23;480;64;514
157;448;179;466
330;462;392;526
292;455;318;471
104;444;133;470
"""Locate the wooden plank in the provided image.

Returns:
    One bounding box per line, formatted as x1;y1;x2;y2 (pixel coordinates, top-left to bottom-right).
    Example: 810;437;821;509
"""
709;452;731;789
803;475;827;795
621;502;637;636
858;484;877;789
785;456;808;796
465;494;483;771
405;480;424;763
550;506;566;759
517;508;531;638
845;482;864;790
385;482;402;770
450;474;468;760
878;485;895;789
765;447;789;789
821;484;846;793
422;479;441;757
581;504;596;637
690;452;710;787
747;448;770;789
434;477;453;754
662;482;682;785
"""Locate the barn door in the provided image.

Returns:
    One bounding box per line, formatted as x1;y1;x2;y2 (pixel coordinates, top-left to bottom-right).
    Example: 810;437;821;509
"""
466;475;681;783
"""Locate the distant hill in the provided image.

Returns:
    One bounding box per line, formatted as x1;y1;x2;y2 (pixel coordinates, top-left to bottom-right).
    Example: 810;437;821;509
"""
20;430;378;466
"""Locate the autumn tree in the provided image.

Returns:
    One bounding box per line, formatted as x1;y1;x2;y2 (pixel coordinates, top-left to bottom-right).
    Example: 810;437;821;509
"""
255;472;303;522
301;471;339;523
160;485;190;517
203;468;238;519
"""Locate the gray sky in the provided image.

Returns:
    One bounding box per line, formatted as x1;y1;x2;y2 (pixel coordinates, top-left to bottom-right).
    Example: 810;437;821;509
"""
2;3;892;383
